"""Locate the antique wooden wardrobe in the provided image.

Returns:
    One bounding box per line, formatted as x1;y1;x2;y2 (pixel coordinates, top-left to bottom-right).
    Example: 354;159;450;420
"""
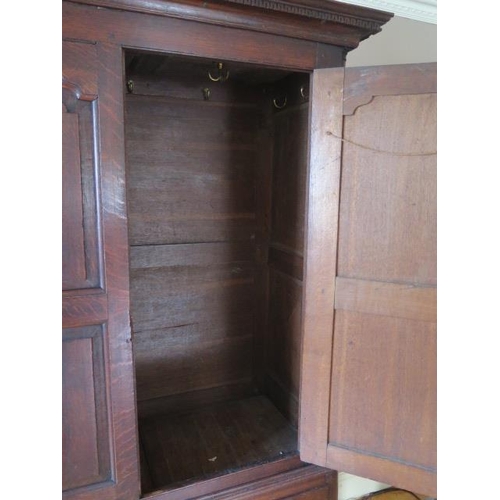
62;1;436;499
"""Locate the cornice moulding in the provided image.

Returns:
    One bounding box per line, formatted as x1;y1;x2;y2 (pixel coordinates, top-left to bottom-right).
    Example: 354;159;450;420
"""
65;0;394;47
336;0;436;23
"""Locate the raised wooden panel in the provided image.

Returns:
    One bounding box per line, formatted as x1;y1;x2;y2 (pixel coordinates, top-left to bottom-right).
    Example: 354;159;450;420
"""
329;311;436;469
62;325;111;491
337;93;437;286
62;111;86;285
62;40;102;292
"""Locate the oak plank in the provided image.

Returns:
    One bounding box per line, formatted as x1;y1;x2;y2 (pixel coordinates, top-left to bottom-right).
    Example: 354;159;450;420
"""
335;277;436;322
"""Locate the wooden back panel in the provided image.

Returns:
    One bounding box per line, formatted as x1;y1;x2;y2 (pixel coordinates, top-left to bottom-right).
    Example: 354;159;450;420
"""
124;68;265;409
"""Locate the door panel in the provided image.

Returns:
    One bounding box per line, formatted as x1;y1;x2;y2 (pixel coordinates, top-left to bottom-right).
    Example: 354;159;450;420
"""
62;325;111;491
62;42;102;291
300;63;436;496
337;92;437;285
62;39;140;500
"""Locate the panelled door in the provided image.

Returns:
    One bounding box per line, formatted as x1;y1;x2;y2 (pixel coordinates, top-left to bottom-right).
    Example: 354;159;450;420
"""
300;63;437;497
62;40;140;500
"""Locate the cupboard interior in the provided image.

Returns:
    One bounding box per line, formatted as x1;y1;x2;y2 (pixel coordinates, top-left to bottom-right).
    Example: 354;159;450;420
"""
124;51;311;495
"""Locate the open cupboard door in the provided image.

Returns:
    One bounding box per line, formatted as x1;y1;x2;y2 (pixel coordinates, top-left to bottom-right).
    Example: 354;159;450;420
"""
300;63;436;497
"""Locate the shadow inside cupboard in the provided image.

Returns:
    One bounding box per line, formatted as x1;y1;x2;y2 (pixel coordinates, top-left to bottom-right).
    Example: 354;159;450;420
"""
123;51;311;495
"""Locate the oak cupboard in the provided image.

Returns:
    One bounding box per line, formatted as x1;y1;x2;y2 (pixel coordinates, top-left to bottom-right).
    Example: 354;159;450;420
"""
62;1;436;499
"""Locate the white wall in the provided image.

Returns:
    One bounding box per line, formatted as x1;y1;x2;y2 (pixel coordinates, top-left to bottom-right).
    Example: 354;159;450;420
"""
346;16;437;67
338;473;390;500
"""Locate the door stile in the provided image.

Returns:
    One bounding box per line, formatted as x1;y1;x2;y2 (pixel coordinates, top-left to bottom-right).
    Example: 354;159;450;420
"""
299;67;345;466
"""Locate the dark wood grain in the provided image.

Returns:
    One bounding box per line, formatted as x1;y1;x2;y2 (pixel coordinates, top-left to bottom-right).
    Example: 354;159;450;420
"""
62;41;102;291
62;40;98;99
139;396;298;492
125;93;259;245
268;245;304;281
134;321;254;401
129;242;255;269
252;104;274;391
269;73;310;110
262;93;309;428
62;40;140;500
61;1;400;498
270;104;308;254
63;2;322;72
266;269;303;426
75;42;139;500
168;464;336;500
143;456;305;500
124;64;273;410
125;51;276;101
137;381;258;418
62;294;108;329
62;325;111;491
130;264;255;330
140;440;155;495
64;0;391;48
62;110;86;285
262;371;299;429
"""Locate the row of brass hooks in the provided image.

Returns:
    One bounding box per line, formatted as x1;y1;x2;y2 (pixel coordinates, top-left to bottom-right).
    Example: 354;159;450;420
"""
273;84;309;109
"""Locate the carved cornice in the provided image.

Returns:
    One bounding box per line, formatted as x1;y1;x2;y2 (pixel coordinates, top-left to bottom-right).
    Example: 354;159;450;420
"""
224;0;388;31
66;0;393;47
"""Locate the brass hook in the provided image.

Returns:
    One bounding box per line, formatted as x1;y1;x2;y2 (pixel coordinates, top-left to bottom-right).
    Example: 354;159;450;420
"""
300;84;309;100
208;62;230;83
273;96;287;109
